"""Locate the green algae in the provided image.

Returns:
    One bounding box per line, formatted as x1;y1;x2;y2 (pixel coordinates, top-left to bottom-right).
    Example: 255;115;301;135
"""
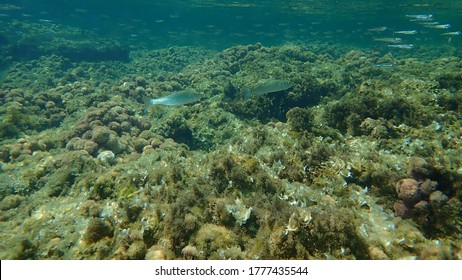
0;41;461;260
0;102;34;139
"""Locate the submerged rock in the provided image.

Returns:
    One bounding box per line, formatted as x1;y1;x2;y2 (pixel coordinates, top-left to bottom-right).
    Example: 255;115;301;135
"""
97;150;115;166
66;137;99;155
0;195;24;211
1;41;461;260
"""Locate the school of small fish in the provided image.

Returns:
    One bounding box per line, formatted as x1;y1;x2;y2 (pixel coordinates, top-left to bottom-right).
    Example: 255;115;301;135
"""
369;12;460;52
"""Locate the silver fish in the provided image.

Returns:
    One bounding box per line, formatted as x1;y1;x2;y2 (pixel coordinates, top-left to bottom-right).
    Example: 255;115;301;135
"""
441;31;461;36
406;14;433;20
420;21;439;26
368;26;387;32
388;44;414;49
244;79;293;99
374;62;395;67
374;37;403;43
144;90;201;107
394;30;418;35
428;24;451;29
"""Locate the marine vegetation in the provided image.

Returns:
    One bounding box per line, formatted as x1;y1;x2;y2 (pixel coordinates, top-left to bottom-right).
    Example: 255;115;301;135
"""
0;39;461;260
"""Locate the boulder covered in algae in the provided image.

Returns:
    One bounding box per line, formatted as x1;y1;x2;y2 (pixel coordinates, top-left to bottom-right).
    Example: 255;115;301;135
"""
0;41;461;260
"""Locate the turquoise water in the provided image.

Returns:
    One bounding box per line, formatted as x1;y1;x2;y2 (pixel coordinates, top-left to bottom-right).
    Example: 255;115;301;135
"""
0;1;461;260
2;0;462;50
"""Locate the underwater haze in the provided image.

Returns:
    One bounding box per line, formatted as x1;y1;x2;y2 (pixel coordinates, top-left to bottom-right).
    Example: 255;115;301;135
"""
2;0;462;49
0;0;461;260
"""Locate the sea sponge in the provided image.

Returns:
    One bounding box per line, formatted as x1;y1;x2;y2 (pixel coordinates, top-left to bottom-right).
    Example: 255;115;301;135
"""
429;190;448;208
286;107;314;132
419;179;438;196
83;218;113;243
66;137;98;155
303;208;367;257
395;178;422;206
408;157;434;180
194;224;237;258
127;240;147;260
91;126;112;145
393;176;442;221
393;200;412;219
181;245;201;259
132;138;150;153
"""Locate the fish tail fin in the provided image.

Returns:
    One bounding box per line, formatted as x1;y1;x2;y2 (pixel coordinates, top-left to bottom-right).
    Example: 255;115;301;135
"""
142;96;152;112
243;87;251;99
